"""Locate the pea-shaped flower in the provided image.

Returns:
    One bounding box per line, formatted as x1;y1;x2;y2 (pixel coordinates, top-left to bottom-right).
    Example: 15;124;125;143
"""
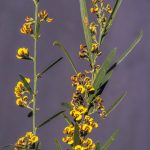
16;48;30;60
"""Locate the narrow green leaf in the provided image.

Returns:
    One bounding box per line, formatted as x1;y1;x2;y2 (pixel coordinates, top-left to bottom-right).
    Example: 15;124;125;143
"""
19;74;33;94
53;41;77;74
94;48;117;91
106;92;127;116
95;142;101;150
79;0;92;50
73;123;80;146
37;57;63;78
62;114;72;124
101;130;119;150
61;102;72;110
117;31;143;64
88;48;117;103
0;144;13;149
99;0;122;45
37;110;65;128
35;142;41;150
55;138;62;150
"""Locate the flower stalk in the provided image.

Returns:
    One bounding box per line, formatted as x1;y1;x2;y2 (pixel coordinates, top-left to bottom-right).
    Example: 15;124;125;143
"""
32;1;39;136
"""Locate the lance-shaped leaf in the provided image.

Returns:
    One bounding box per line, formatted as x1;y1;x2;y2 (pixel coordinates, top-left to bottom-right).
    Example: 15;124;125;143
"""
35;142;41;150
101;129;119;150
79;0;92;50
61;102;72;110
73;123;80;147
99;0;122;45
105;31;143;73
95;142;101;150
94;48;117;90
62;114;73;125
53;41;77;74
19;74;33;94
88;48;117;103
79;0;93;63
117;31;143;65
106;92;127;116
37;57;63;78
55;138;62;150
37;110;65;128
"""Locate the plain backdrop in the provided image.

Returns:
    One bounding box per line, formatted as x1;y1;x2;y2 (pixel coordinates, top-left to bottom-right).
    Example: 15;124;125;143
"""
0;0;150;150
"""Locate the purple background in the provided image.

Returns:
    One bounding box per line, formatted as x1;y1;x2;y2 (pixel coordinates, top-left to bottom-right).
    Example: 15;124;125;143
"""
0;0;149;149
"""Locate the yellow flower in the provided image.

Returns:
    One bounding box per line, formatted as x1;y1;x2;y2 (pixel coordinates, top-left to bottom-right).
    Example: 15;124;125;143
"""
83;138;95;149
85;84;95;94
89;22;97;34
84;115;94;122
14;78;31;104
38;10;53;23
80;44;87;50
14;132;39;149
16;48;29;59
76;105;87;114
91;0;98;4
90;7;99;14
25;16;34;23
63;124;74;135
62;136;74;145
91;43;98;52
14;81;25;98
25;77;30;83
20;23;33;34
75;145;85;150
16;96;28;107
70;110;82;121
105;4;112;14
80;124;93;133
76;84;85;94
16;137;26;146
25;132;39;145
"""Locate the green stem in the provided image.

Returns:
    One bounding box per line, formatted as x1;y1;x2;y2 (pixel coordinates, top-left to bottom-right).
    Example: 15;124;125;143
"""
33;2;39;135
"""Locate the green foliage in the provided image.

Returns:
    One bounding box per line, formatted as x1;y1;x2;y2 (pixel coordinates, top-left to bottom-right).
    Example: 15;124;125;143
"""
35;142;41;150
62;114;72;125
79;0;92;50
73;123;80;147
106;92;127;116
100;130;119;150
61;102;72;110
19;74;33;94
88;48;117;103
53;41;77;73
55;139;62;150
117;31;143;64
95;142;101;150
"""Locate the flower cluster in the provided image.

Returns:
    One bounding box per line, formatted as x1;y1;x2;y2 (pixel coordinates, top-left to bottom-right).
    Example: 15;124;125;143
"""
71;73;95;95
38;10;53;23
20;16;34;35
62;114;98;149
14;132;38;150
20;10;53;36
14;78;31;107
62;71;106;149
90;0;112;29
62;1;112;149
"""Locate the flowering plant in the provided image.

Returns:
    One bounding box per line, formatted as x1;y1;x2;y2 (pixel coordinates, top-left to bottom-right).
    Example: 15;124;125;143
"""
0;0;143;150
